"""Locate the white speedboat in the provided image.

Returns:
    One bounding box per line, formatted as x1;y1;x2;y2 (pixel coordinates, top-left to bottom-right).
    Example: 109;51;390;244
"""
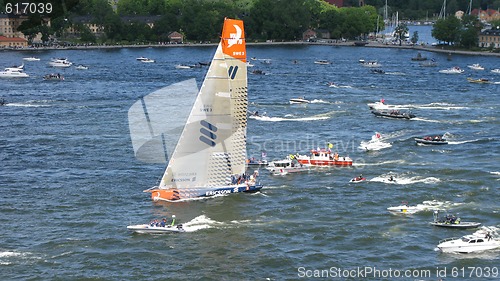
289;97;310;104
175;64;192;69
75;65;88;70
360;60;381;67
23;57;40;61
49;58;72;68
490;68;500;74
127;224;185;233
266;156;309;175
0;66;29;78
439;67;464;74
437;228;500;253
141;59;155;63
314;60;330;65
387;202;419;214
467;63;484;70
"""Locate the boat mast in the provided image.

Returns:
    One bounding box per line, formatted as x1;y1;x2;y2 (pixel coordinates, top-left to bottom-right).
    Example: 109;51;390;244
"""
467;0;472;15
439;0;447;20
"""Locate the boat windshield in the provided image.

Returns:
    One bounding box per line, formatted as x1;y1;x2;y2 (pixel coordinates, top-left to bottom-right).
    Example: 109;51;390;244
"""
461;237;470;242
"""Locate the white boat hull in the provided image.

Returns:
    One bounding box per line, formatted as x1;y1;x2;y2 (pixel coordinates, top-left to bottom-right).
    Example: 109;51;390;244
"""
387;205;419;214
127;224;185;233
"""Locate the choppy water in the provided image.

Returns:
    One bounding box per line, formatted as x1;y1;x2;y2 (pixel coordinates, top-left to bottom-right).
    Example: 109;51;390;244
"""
1;44;499;280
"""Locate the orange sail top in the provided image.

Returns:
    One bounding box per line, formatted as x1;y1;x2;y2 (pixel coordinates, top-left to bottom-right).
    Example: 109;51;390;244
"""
221;18;246;62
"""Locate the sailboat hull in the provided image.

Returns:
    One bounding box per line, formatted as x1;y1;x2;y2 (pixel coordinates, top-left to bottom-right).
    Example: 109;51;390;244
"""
148;184;263;202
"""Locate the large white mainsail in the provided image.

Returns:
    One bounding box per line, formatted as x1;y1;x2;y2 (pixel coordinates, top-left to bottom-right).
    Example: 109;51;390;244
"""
145;18;262;201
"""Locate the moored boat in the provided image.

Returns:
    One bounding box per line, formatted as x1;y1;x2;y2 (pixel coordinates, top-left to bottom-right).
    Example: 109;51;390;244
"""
371;109;415;119
296;148;352;166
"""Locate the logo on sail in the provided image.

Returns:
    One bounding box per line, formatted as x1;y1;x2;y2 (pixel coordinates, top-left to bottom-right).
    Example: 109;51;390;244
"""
228;66;238;79
227;24;242;48
199;120;217;147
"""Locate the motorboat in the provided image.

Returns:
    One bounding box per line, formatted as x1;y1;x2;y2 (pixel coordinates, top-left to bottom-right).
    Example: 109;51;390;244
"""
349;176;366;183
141;58;155;63
0;98;6;106
360;60;381;67
371;69;385;74
246;157;268;167
127;216;185;233
49;58;72;68
411;52;427;61
127;224;185;233
467;77;490;84
23;57;40;61
296;148;353;166
75;65;89;70
430;211;481;229
415;136;448;145
289;97;310;104
136;56;148;61
0;66;29;78
437;227;500;253
251;69;265;75
43;73;64;81
420;60;437;67
491;68;500;74
266;156;309;175
387;202;419;214
467;63;484;70
314;60;330;65
439;67;464;74
371;109;415;119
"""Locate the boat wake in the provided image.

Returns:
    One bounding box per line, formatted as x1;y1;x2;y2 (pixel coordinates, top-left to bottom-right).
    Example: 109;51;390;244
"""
359;132;392;151
413;102;468;110
411;117;441;123
181;215;221;232
249;114;330;122
309;99;330;104
370;174;441;184
5;102;50;107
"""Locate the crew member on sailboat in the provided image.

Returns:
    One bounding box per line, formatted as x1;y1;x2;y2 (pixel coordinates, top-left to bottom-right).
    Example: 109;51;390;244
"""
144;18;263;202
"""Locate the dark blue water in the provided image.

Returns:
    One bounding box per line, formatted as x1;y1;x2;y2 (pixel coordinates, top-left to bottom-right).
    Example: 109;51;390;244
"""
1;44;499;280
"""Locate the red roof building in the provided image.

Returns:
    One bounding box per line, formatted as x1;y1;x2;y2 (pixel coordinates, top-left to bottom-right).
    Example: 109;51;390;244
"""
0;35;28;48
323;0;344;7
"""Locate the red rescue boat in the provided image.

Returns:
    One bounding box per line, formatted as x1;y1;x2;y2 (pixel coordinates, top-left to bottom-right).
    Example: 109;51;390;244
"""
296;149;353;166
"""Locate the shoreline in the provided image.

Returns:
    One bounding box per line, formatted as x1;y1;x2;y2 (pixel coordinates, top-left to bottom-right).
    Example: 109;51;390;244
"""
2;40;499;57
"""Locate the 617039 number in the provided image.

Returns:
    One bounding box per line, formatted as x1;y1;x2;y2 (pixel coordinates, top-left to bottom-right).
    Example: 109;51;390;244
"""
5;2;53;14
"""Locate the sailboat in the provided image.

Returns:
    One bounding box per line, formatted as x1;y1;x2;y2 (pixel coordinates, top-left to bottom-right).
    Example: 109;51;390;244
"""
144;18;263;202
